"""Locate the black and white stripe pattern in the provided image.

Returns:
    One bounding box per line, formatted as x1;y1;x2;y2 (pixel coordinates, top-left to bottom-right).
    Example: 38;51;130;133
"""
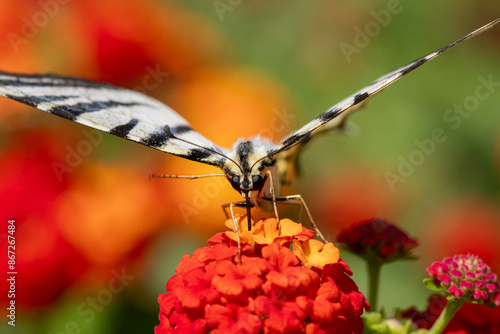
0;71;228;167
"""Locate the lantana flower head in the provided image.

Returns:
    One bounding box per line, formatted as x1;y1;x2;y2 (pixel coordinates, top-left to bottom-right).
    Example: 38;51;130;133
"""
156;215;369;333
426;254;500;306
337;218;419;263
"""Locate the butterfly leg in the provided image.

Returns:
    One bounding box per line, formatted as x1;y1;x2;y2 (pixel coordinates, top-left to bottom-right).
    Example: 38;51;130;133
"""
221;200;253;262
227;202;242;261
262;195;328;243
221;201;249;219
296;201;303;225
285;195;328;243
265;169;281;234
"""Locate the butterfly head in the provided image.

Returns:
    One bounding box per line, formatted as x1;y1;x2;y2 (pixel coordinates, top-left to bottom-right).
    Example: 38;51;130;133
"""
225;172;265;194
222;139;276;230
224;139;274;196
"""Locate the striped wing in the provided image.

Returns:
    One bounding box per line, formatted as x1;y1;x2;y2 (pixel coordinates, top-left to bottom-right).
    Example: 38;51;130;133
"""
269;18;500;159
0;71;229;168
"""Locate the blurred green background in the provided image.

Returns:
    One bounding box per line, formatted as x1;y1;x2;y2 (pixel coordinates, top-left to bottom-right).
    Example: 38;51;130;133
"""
0;0;499;332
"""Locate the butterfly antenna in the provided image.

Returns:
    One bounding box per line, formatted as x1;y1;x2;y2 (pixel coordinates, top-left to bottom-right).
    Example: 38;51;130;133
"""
149;173;225;181
170;133;244;174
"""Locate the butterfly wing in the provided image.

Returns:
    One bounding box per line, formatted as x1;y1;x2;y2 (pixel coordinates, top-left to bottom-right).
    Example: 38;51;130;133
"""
269;18;500;160
0;71;229;168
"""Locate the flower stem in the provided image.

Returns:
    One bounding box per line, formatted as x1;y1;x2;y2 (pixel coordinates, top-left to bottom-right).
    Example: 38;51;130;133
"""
367;260;382;310
427;298;465;334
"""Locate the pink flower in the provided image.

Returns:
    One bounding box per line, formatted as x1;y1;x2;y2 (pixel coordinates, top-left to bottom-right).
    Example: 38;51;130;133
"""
427;254;500;306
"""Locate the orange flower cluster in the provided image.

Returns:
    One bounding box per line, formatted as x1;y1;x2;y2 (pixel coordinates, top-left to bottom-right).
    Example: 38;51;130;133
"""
156;216;369;333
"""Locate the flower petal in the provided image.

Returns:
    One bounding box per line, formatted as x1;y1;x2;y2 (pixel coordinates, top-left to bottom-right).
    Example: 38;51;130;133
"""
293;239;340;269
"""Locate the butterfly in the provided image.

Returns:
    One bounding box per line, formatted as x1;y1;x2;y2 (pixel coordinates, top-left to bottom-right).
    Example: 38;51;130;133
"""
0;18;498;257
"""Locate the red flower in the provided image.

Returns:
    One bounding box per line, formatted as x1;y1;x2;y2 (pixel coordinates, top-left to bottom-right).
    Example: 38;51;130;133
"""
337;218;419;262
156;216;369;333
403;294;500;333
426;254;500;306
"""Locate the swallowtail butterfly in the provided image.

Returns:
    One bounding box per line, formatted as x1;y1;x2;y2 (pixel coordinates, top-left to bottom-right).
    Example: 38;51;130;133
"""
0;19;498;254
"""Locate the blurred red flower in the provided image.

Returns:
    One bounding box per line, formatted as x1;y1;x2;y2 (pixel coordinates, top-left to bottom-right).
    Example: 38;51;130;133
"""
47;0;227;88
312;165;402;233
0;126;168;310
421;196;500;274
0;129;87;309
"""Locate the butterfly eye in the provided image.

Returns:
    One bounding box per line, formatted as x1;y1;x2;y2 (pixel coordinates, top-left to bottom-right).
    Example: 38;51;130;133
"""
227;174;241;191
252;175;266;191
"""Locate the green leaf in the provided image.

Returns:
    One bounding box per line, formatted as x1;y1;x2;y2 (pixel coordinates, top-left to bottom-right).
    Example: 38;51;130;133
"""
423;278;441;291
